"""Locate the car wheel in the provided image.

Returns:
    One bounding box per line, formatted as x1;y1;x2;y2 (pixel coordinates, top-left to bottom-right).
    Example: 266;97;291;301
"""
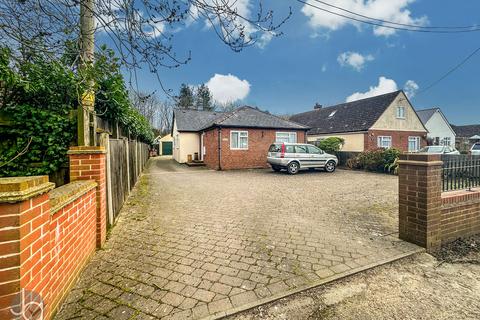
287;162;299;175
272;166;281;172
325;161;336;173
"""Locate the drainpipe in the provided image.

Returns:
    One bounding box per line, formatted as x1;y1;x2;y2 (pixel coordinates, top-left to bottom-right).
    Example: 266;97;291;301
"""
217;127;222;170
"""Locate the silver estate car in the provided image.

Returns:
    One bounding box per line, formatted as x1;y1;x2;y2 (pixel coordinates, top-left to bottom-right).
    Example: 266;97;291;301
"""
417;146;460;155
267;143;338;174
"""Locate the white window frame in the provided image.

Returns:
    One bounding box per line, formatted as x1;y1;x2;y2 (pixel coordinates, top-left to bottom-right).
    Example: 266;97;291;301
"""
275;132;297;144
441;137;451;146
396;106;406;119
230;131;248;150
408;136;421;152
377;136;392;149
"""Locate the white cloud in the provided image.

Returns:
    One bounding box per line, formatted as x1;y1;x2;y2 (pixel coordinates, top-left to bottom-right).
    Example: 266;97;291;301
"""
301;0;428;37
187;0;274;48
321;64;327;72
404;80;419;98
206;74;251;104
346;76;398;102
346;76;419;102
337;51;374;71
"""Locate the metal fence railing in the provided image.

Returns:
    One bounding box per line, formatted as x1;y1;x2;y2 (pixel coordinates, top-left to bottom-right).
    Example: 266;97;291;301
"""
442;155;480;192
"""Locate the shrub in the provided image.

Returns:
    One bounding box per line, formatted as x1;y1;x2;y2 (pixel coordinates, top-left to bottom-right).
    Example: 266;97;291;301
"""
318;137;345;154
346;148;401;174
0;45;154;177
0;48;77;177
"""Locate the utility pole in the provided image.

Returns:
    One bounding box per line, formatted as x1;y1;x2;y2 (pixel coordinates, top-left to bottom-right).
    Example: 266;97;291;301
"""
78;0;96;146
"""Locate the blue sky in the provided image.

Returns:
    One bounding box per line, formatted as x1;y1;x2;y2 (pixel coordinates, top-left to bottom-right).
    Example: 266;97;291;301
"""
118;0;480;125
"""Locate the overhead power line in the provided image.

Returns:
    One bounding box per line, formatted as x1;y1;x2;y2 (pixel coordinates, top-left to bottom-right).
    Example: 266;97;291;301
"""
298;0;480;33
415;45;480;97
310;0;480;30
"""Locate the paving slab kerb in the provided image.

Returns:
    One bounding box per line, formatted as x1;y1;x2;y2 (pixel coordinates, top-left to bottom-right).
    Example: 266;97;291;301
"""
55;157;421;320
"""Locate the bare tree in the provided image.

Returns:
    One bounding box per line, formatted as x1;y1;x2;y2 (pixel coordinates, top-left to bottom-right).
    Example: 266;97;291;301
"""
1;1;290;145
157;100;174;135
130;91;173;135
215;100;241;112
130;91;159;125
0;0;291;88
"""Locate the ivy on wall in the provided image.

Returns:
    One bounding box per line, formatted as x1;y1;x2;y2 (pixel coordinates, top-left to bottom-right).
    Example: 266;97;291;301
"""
0;46;154;177
0;48;77;177
94;47;154;143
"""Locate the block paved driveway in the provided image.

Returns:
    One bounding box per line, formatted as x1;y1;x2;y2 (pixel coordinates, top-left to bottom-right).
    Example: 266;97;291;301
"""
55;157;420;320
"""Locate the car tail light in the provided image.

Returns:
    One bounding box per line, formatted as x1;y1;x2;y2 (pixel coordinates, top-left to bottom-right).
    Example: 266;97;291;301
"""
280;144;285;158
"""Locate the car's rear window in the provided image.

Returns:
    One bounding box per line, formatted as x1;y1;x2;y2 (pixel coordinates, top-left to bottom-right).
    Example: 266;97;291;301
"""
473;144;480;150
269;144;281;152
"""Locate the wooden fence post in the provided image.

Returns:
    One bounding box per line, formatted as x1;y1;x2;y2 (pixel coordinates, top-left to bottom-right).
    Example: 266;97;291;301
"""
99;133;114;226
125;137;130;192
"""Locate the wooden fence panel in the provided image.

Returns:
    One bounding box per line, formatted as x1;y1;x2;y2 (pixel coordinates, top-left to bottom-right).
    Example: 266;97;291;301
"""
109;139;128;220
128;140;137;190
106;136;150;222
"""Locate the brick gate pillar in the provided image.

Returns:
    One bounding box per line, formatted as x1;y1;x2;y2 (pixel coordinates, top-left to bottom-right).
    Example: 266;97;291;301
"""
398;154;443;251
0;176;55;319
67;146;107;248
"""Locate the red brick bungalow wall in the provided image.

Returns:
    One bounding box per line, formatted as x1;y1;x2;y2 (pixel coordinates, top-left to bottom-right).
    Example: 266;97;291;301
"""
364;129;428;152
203;127;307;170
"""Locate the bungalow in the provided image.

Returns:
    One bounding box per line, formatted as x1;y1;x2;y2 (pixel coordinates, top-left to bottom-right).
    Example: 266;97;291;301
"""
416;108;456;147
172;106;309;170
450;124;480;152
290;90;428;152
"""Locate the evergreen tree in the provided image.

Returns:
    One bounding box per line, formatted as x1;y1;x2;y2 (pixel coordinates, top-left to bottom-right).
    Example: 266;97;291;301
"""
195;84;214;111
176;83;194;109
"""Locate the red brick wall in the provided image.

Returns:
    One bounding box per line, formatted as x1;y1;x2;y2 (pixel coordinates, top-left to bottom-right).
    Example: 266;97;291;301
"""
366;130;427;152
203;128;306;170
69;148;107;247
203;129;219;170
0;184;97;320
48;188;97;315
398;153;480;251
441;190;480;244
0;192;51;319
398;154;443;250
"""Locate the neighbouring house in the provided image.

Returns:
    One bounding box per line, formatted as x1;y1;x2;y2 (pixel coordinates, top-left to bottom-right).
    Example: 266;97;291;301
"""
416;108;456;147
172;106;309;170
156;134;173;156
450;124;480;152
290;90;428;152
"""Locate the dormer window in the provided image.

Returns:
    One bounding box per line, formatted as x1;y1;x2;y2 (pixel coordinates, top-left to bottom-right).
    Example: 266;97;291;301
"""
396;106;405;119
328;110;337;118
